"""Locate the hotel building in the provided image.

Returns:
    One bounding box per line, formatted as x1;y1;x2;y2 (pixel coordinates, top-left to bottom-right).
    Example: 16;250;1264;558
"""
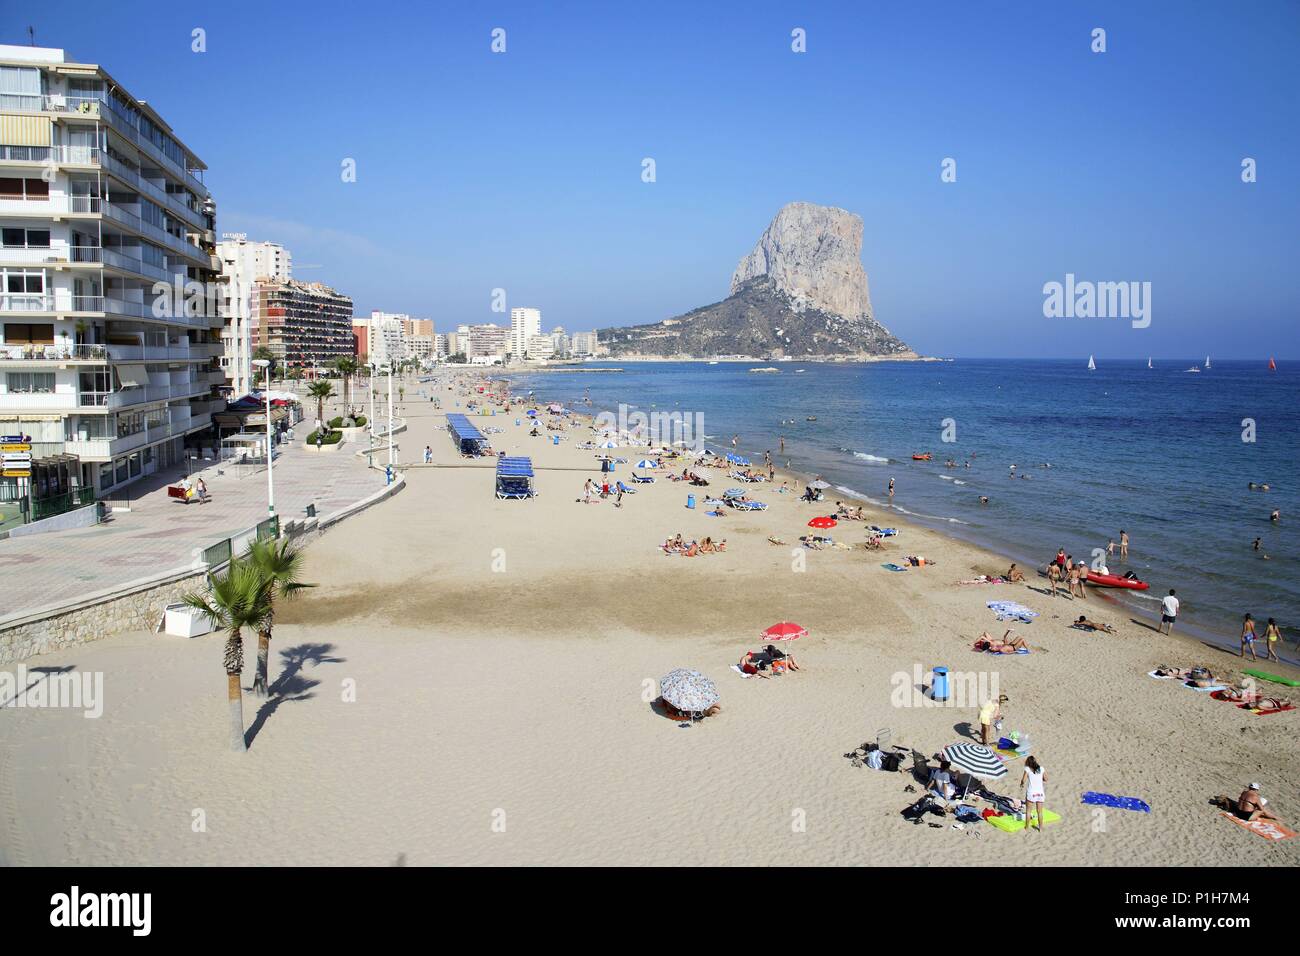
509;307;540;359
249;278;353;375
0;45;225;497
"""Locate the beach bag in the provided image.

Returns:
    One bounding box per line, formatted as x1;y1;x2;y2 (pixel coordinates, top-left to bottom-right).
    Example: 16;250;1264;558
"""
901;797;933;820
881;752;903;772
865;749;883;770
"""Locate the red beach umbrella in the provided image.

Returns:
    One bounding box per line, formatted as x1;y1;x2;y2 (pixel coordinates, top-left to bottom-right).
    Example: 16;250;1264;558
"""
808;516;837;529
763;621;808;641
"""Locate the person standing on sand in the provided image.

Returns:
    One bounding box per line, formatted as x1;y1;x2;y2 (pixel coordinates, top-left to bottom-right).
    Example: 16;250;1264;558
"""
1120;530;1129;560
1263;618;1282;661
1240;613;1258;660
1047;561;1064;597
978;694;1008;745
888;477;895;501
1159;589;1179;634
1021;756;1047;832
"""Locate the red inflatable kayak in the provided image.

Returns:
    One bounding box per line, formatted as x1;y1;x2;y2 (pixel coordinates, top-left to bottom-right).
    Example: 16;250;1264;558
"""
1084;571;1150;590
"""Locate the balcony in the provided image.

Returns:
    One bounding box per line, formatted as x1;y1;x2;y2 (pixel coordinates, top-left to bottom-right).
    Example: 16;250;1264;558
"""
0;343;110;363
0;246;63;265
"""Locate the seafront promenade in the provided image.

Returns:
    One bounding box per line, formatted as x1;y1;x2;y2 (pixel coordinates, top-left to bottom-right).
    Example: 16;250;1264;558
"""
0;394;392;620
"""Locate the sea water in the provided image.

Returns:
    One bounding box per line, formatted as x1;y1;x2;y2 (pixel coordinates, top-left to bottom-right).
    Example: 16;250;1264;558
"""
512;359;1299;660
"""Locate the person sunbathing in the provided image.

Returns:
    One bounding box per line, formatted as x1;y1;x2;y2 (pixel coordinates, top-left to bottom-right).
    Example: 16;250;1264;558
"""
699;537;716;553
715;539;727;552
682;541;699;557
739;650;773;677
1236;784;1282;823
1073;615;1115;633
974;630;1029;653
1006;564;1025;582
764;644;800;671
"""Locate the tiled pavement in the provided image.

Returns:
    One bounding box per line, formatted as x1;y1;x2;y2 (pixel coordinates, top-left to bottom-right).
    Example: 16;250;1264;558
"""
0;397;393;618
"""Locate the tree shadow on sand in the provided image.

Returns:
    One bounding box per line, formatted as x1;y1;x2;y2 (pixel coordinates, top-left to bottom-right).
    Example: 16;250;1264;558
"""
245;643;345;750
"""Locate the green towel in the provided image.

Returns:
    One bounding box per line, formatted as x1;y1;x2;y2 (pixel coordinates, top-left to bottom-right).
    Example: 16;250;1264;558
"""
986;809;1061;832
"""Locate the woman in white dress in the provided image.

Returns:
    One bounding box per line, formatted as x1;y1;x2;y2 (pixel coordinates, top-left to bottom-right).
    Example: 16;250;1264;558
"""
1021;756;1047;832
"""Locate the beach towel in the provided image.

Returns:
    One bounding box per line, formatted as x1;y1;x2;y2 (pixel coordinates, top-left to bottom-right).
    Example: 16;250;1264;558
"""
729;664;753;679
987;601;1038;623
1147;670;1178;680
995;747;1031;762
1183;683;1227;693
986;809;1061;832
1241;669;1300;688
1081;792;1151;813
882;563;908;572
978;647;1030;655
1219;812;1296;841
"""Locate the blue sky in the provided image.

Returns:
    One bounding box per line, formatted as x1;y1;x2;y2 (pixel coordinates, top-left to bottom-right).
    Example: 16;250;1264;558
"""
7;0;1298;358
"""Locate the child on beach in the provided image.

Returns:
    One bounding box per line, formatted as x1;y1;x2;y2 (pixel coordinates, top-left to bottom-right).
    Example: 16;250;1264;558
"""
1021;757;1047;832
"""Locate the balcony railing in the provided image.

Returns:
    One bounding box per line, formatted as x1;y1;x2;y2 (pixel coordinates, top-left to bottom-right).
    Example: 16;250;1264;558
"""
0;343;109;362
0;246;61;264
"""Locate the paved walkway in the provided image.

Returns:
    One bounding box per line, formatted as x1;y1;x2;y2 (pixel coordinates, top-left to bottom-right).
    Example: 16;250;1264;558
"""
0;395;394;618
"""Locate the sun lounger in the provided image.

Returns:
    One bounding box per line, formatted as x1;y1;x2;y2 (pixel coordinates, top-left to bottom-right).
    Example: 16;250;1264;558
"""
631;472;655;483
616;481;635;494
728;499;767;511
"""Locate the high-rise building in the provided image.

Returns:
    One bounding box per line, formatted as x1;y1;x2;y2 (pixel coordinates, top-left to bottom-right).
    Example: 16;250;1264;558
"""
408;334;433;362
468;323;508;361
433;333;448;359
571;332;598;356
351;320;369;361
525;334;555;360
216;235;291;395
250;279;353;374
0;45;225;497
509;307;540;359
366;310;408;368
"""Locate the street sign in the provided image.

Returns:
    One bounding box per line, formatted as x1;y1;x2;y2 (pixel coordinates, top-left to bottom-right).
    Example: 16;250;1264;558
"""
0;443;31;453
2;470;31;478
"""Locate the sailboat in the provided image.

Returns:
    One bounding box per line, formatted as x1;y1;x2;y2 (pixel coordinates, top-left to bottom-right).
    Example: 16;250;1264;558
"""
1205;356;1211;370
1269;357;1277;371
1087;355;1096;371
1147;357;1153;369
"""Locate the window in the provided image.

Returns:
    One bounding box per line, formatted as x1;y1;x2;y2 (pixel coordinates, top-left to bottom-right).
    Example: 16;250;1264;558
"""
0;66;42;110
1;228;50;248
0;178;48;200
6;372;55;393
4;270;46;294
4;323;54;344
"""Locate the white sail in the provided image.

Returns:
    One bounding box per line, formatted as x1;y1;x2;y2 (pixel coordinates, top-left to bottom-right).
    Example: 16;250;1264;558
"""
1205;356;1211;369
1087;355;1096;370
1147;357;1152;369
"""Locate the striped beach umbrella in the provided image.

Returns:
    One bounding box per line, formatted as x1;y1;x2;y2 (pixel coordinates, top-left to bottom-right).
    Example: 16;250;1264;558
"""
762;621;808;641
942;743;1007;780
723;488;746;498
659;669;719;714
636;459;659;469
598;439;618;449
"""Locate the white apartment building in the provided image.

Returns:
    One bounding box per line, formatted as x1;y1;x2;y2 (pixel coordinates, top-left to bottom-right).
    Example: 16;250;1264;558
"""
0;46;224;498
525;334;554;361
408;334;433;362
509;307;540;359
366;310;408;368
570;331;598;356
216;234;290;396
433;333;448;359
549;326;570;356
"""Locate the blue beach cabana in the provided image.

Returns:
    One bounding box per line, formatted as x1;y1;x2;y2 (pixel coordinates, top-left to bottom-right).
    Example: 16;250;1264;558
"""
447;413;488;456
495;456;536;499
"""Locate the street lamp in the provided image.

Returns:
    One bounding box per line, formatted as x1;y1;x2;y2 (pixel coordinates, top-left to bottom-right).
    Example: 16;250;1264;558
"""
368;361;377;469
251;359;275;516
387;363;395;469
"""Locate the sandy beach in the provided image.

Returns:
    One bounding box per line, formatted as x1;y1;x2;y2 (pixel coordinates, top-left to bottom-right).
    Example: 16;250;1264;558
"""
2;369;1297;867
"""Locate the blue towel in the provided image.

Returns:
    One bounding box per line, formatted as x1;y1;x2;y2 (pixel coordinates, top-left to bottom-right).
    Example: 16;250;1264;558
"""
882;563;907;572
1081;791;1151;813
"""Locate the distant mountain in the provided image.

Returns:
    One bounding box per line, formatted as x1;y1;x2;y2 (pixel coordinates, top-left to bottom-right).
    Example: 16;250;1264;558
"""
600;202;915;359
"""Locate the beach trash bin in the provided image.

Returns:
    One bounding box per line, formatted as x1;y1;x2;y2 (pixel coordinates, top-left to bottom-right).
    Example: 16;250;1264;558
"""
515;419;521;426
164;603;213;638
931;665;949;702
686;493;696;509
553;435;559;445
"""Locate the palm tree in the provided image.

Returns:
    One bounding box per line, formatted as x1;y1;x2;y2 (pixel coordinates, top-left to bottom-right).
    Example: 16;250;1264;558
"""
333;356;360;411
252;346;276;385
247;538;315;697
184;558;271;752
306;380;335;428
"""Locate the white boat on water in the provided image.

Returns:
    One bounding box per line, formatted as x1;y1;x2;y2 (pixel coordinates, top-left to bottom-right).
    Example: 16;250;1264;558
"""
1205;355;1212;369
749;367;779;373
1186;365;1201;373
708;361;719;365
1087;355;1096;370
1147;357;1153;369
